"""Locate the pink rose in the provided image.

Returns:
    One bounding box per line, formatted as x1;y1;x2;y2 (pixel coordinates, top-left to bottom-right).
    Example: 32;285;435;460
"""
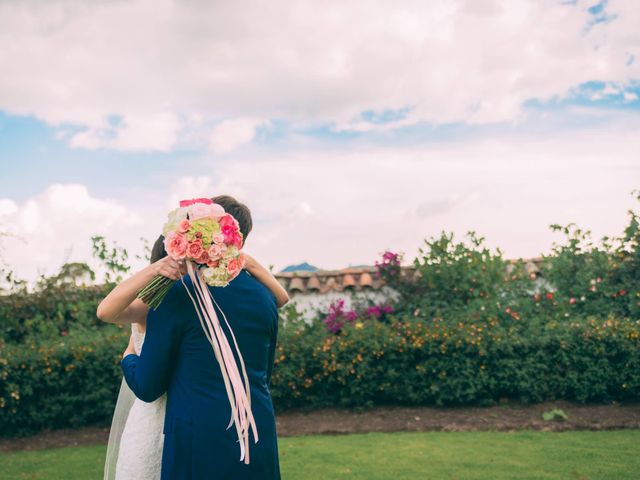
207;258;220;268
226;257;241;276
187;239;204;259
196;250;209;265
212;233;225;245
178;219;191;233
220;214;239;240
210;203;226;216
238;252;246;269
219;213;236;227
221;227;243;248
190;203;226;221
164;232;188;259
189;204;212;220
232;232;244;249
208;243;223;259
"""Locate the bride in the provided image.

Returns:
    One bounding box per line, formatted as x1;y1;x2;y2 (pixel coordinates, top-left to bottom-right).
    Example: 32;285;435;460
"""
97;215;289;479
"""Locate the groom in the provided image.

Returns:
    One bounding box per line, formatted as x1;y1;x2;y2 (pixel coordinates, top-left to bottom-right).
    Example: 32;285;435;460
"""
121;196;281;480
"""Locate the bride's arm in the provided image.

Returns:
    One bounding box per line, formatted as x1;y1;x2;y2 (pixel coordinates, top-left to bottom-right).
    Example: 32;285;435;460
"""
96;256;186;324
243;253;290;308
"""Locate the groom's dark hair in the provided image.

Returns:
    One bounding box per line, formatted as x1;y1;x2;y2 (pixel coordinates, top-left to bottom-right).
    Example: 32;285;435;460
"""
149;195;253;264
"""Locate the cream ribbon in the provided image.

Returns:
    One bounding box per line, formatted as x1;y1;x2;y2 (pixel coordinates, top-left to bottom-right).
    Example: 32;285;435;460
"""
180;261;258;464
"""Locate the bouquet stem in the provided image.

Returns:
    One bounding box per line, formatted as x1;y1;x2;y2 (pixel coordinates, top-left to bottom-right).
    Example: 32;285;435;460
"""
137;274;175;310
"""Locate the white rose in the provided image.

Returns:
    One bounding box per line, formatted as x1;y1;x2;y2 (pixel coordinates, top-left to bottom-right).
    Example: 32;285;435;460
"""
163;207;189;235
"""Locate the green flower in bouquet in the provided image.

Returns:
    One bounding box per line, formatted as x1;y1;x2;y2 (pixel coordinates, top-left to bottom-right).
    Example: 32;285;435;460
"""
185;218;221;248
162;207;189;236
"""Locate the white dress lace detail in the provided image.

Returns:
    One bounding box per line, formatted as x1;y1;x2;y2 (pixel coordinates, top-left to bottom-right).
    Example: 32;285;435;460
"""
115;323;167;480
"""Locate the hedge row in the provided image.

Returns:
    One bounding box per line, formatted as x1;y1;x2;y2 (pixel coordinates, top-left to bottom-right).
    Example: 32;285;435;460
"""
0;330;128;436
270;314;640;410
2;313;639;437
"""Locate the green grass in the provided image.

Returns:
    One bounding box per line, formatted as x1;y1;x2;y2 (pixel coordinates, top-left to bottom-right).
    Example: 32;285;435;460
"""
1;430;638;480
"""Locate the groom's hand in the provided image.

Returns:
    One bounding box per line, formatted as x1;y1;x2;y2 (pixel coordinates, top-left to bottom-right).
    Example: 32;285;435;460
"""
122;334;136;358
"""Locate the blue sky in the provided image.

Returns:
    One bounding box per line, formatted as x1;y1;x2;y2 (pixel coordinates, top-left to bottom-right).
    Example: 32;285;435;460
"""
2;80;637;200
0;0;639;284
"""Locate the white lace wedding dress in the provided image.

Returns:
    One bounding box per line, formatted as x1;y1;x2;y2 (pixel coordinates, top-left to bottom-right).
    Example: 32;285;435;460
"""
105;323;167;480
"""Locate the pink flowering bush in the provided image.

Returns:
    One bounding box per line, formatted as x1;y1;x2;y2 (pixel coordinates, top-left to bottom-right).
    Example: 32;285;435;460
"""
323;299;358;334
364;304;394;320
374;250;403;281
322;299;396;334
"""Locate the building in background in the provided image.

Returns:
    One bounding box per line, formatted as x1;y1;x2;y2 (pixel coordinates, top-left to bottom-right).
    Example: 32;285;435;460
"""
275;257;546;322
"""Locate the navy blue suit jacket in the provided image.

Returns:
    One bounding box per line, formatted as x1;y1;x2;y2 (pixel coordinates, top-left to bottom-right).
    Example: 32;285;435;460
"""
121;270;281;480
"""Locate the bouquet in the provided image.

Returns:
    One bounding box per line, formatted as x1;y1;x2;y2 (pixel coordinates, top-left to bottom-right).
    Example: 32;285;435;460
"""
137;197;246;309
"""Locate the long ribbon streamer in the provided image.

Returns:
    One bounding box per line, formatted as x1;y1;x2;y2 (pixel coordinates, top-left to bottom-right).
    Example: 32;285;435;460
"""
179;261;258;464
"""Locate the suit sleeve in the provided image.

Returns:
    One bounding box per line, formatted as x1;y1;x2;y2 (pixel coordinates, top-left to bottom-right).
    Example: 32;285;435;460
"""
120;281;185;403
265;303;279;390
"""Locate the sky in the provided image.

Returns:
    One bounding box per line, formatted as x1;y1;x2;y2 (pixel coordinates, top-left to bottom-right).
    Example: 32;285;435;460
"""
0;0;639;285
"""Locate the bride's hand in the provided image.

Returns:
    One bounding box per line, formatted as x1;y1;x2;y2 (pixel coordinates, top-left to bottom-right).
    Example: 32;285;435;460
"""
122;334;136;358
153;256;188;280
239;252;290;307
242;252;256;271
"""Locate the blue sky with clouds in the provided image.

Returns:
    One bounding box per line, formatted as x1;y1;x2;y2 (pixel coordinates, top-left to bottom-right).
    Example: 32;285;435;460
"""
0;0;639;284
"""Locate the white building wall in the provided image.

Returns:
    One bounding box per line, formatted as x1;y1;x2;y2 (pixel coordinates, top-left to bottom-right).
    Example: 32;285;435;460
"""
287;286;400;323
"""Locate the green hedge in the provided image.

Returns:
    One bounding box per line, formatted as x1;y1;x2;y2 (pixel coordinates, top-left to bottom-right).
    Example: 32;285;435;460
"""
270;312;640;410
0;329;128;436
2;313;639;437
0;282;109;344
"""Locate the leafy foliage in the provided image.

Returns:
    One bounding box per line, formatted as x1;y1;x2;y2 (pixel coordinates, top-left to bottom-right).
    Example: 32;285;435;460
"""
0;329;129;436
0;190;638;437
542;408;568;422
0;237;140;344
269;307;640;411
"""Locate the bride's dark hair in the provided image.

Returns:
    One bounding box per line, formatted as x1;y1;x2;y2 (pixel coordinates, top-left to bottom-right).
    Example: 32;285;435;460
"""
150;235;167;264
149;194;252;264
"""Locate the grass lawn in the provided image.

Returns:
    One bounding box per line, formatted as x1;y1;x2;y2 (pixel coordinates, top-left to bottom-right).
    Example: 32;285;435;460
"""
1;430;638;480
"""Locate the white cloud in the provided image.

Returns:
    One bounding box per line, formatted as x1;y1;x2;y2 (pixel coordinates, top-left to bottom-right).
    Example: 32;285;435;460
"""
0;184;145;286
69;112;181;152
2;118;639;284
0;0;638;151
167;121;640;272
0;199;18;217
209;118;264;154
167;176;249;211
285;202;315;219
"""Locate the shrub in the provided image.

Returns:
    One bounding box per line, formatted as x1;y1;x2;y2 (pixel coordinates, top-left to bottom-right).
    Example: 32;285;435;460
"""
0;329;128;436
541;192;640;319
269;312;640;410
1;306;639;437
0;282;110;344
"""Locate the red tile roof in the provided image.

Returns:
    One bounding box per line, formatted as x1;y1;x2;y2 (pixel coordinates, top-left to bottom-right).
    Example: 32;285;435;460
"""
275;257;545;295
